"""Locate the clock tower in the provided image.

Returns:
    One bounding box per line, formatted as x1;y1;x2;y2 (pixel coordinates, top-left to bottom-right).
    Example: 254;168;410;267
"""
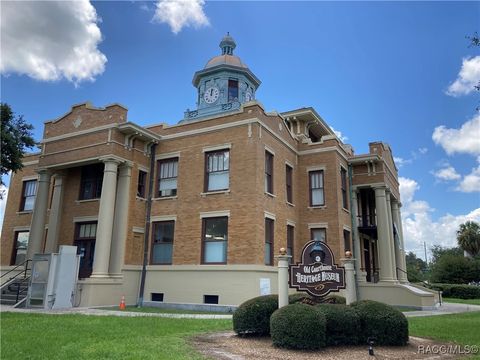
183;33;261;121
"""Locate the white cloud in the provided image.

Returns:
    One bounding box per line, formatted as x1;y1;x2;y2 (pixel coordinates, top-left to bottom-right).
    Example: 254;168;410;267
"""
0;185;8;235
394;157;412;168
446;56;480;97
432;114;480;156
456;166;480;193
432;165;461;181
399;177;480;256
0;1;106;85
418;147;428;155
330;127;348;142
153;0;209;34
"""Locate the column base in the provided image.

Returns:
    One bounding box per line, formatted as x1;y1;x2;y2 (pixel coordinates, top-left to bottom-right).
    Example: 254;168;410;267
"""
90;272;111;279
108;273;124;279
378;278;399;284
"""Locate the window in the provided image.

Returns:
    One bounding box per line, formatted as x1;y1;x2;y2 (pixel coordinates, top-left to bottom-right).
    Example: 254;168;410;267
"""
311;228;326;243
265;218;274;265
137;170;147;198
11;231;29;265
228;79;238;102
287;225;294;263
205;150;229;192
158;158;178;197
343;229;351;252
151;293;164;302
202;217;228;264
20;180;37;211
341;167;348;210
75;222;97;278
204;295;219;304
79;164;103;200
265;151;274;194
309;170;324;206
151;221;175;264
286;165;293;203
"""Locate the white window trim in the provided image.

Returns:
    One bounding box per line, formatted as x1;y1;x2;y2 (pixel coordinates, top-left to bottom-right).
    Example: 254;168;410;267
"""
306;165;326;173
286;220;296;227
132;227;145;233
285;160;294;169
308;222;328;229
13;226;30;232
264;211;276;220
343;225;351;232
73;216;98;223
21;175;38;181
138;165;149;173
264;145;275;156
155;152;181;161
202;144;231;153
200;210;230;218
151;215;177;222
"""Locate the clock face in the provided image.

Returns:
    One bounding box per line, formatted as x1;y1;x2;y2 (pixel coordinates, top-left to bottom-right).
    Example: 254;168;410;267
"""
204;87;220;104
245;91;253;102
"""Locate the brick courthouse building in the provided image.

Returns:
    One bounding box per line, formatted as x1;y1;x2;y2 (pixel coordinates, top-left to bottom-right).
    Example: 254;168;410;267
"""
1;35;437;308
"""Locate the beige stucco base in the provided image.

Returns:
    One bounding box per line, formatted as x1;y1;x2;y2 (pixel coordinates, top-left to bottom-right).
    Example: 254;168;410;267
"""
358;281;439;309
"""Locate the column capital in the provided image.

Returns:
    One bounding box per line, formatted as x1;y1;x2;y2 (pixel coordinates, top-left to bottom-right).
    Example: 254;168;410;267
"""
374;186;387;196
99;156;122;165
36;168;52;178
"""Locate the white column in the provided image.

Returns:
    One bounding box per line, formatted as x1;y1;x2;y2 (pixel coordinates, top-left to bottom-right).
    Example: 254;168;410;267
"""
341;255;357;305
276;249;291;308
44;173;65;253
91;159;120;278
386;191;398;281
109;164;132;277
26;169;51;259
374;186;395;282
351;189;365;282
392;201;408;283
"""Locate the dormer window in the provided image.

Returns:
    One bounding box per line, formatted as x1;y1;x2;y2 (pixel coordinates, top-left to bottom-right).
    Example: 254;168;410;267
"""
228;79;238;102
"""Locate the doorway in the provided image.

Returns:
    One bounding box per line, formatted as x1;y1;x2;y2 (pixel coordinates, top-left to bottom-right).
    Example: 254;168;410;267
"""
74;222;97;278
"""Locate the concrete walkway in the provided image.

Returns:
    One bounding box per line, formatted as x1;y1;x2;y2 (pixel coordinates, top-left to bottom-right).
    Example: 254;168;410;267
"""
404;302;480;317
2;301;479;319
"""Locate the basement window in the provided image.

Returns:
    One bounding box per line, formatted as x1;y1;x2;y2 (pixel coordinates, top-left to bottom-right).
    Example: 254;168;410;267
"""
204;295;219;304
151;293;164;302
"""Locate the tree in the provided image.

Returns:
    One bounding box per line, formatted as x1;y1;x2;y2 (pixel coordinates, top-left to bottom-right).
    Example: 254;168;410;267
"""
405;251;427;282
429;245;480;284
430;245;463;264
0;103;36;191
457;221;480;257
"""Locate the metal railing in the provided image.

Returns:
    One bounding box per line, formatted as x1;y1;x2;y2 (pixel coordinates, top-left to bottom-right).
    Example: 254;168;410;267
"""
396;266;408;280
357;214;377;227
1;259;31;289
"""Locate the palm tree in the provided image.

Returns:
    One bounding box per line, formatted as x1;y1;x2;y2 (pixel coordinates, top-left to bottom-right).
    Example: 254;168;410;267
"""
457;221;480;257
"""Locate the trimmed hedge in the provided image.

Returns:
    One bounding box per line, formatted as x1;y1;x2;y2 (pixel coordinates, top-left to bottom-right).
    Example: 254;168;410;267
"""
270;303;326;350
428;283;480;299
315;304;361;346
351;300;409;346
288;293;313;304
233;295;278;336
325;295;346;304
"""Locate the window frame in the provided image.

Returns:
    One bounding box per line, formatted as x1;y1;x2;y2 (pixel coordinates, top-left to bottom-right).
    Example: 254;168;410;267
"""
287;224;294;263
227;79;239;102
285;164;293;203
157;158;179;198
201;216;228;265
341;167;348;210
150;220;175;265
204;150;230;192
310;228;327;243
20;179;37;211
309;170;325;207
79;164;104;200
11;230;29;265
343;229;351;252
265;218;274;265
265;151;274;194
137;170;147;198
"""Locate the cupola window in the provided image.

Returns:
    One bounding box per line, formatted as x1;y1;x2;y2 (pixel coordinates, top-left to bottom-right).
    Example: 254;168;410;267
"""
228;79;239;102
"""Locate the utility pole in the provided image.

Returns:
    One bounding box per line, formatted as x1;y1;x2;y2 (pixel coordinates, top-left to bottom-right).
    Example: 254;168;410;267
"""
424;241;428;264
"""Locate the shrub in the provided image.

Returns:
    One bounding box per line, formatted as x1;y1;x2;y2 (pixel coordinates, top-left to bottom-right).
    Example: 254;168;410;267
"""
233;295;278;336
315;304;360;346
270;303;326;350
288;293;313;304
429;283;480;299
324;294;346;304
351;300;408;346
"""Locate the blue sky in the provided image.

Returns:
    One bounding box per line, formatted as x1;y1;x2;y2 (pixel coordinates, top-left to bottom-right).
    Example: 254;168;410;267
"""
1;1;479;259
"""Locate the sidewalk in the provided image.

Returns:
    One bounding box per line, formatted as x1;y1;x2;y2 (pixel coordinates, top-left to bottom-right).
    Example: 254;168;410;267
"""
404;302;480;317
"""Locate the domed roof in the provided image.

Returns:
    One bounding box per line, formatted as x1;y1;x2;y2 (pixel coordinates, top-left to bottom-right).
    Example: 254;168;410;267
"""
205;54;248;69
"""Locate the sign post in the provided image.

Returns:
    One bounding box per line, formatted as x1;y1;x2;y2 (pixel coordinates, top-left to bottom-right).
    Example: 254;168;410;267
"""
341;251;357;305
276;248;291;308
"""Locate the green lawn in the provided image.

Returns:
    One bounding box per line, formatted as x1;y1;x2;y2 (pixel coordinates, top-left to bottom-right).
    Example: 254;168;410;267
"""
443;298;480;306
1;313;231;360
409;311;480;359
99;305;231;315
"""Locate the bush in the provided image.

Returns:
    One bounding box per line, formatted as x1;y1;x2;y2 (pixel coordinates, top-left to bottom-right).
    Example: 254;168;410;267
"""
233;295;278;336
270;304;326;350
288;293;313;304
430;254;480;284
351;300;408;346
429;283;480;299
325;294;346;304
315;304;360;346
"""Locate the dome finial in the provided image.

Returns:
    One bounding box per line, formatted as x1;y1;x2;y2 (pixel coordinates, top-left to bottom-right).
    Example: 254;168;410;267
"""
220;32;236;55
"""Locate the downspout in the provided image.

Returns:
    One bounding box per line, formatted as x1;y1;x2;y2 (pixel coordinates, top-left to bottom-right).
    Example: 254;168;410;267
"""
137;142;157;307
348;164;360;301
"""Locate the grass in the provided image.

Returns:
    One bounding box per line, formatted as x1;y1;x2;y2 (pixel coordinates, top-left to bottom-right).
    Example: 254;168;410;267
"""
99;305;231;315
443;298;480;306
1;312;231;360
409;311;480;359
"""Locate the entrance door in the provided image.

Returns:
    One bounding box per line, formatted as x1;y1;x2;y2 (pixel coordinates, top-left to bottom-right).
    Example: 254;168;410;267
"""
74;222;97;278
